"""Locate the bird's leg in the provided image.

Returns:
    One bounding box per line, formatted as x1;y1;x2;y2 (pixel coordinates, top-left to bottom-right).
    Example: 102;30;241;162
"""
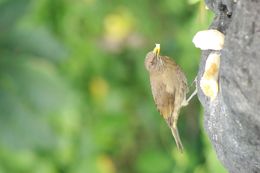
186;88;197;104
190;76;197;88
182;76;198;106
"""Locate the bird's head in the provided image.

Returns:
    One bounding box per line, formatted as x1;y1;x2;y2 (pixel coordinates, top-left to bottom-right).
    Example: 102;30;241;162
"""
145;44;161;71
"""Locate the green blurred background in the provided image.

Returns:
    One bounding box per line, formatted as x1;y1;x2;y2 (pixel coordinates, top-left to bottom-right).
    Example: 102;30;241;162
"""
0;0;227;172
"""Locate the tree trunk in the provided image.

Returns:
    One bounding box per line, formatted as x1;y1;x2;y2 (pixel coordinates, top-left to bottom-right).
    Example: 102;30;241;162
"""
198;0;260;172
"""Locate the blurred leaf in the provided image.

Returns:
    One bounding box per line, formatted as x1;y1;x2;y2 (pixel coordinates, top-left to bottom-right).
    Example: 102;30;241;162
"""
204;142;228;173
0;27;68;62
188;0;201;5
89;77;109;103
136;149;172;173
0;0;30;34
96;155;116;173
0;57;76;150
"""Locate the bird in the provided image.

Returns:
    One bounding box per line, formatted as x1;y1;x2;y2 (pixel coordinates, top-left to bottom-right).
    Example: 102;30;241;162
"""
145;44;190;152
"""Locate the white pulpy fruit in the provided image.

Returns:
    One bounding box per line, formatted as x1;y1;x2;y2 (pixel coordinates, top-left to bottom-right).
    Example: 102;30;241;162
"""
200;52;221;101
192;29;225;50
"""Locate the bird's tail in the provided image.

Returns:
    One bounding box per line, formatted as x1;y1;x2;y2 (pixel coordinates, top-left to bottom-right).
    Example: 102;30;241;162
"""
171;126;184;153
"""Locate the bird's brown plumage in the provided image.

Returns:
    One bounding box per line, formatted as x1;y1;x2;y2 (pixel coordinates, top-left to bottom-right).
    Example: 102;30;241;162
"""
145;51;188;152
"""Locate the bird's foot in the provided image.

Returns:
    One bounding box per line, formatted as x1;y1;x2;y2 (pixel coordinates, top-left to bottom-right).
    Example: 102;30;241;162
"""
182;76;198;106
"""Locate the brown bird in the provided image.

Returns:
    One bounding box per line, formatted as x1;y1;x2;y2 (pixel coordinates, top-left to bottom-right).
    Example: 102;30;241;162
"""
145;44;189;152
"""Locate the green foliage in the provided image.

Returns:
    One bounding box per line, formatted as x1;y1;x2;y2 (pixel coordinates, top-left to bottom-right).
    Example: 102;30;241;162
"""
0;0;227;172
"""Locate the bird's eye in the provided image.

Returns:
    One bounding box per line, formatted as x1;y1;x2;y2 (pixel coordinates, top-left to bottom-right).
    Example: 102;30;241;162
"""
151;58;156;65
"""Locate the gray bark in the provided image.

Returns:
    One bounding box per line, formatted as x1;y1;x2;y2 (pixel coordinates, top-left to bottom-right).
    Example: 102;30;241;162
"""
198;0;260;172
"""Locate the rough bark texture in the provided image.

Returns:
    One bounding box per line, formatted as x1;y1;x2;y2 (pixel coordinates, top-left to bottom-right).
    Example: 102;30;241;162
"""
198;0;260;173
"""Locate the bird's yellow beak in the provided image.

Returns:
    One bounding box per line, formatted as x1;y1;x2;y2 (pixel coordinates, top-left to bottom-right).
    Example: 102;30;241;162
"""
153;44;160;58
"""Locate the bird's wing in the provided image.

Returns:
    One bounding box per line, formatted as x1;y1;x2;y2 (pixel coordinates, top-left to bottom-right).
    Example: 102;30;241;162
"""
163;56;188;94
162;64;188;125
176;65;189;94
150;76;175;127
